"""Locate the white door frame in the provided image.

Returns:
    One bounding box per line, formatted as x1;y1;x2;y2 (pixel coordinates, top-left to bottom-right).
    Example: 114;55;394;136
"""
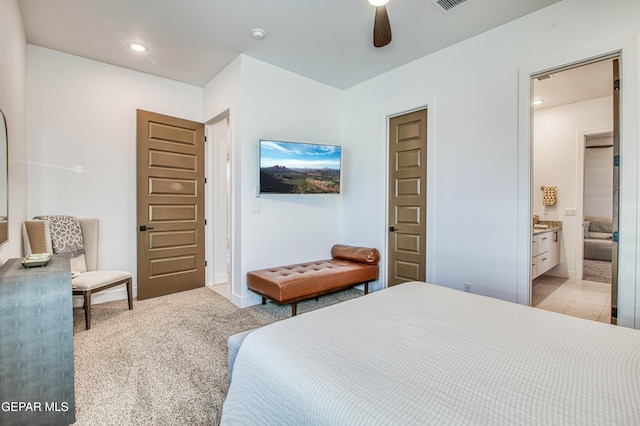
205;111;231;295
517;36;639;328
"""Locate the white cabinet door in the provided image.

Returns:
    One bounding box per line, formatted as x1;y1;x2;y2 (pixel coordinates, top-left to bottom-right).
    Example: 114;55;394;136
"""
532;230;561;279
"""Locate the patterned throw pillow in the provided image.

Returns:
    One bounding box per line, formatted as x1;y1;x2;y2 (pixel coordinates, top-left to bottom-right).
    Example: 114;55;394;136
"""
583;221;591;238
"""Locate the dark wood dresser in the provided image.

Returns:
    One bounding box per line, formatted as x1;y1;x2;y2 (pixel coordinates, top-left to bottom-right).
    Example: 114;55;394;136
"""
0;255;76;425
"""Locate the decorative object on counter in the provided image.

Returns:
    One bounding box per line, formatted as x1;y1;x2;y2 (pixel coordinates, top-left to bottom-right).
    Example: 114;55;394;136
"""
20;252;51;268
533;215;539;226
541;185;557;206
533;220;562;233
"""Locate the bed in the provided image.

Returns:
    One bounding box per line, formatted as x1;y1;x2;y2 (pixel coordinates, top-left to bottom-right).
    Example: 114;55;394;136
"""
221;281;640;425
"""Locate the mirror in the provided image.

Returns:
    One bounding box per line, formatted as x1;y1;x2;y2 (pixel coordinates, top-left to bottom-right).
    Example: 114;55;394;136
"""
0;109;7;245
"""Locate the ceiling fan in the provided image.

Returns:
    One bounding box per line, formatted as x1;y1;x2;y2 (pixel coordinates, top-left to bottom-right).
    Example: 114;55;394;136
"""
368;0;392;48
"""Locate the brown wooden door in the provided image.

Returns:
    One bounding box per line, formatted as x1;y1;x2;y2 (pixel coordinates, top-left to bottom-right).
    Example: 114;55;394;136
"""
388;109;427;286
136;110;205;299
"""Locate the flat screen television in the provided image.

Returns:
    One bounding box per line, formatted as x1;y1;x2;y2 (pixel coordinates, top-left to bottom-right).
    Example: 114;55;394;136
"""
260;140;341;194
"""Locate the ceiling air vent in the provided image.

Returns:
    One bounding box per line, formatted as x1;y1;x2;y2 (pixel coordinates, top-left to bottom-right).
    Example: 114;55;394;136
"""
433;0;469;12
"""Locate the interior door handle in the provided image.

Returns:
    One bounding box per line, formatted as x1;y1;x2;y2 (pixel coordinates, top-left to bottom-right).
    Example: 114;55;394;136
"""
389;226;396;232
139;225;155;232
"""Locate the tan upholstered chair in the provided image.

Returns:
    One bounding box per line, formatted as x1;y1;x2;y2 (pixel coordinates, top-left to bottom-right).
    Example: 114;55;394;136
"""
23;217;133;329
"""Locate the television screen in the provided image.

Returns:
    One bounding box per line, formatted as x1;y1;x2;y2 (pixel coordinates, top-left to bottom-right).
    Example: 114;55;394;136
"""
260;140;341;194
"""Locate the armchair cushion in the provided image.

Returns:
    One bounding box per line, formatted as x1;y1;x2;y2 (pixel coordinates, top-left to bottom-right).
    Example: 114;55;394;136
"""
72;270;132;291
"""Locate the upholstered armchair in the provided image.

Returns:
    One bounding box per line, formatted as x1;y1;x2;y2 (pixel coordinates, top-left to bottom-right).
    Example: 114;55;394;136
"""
23;216;133;329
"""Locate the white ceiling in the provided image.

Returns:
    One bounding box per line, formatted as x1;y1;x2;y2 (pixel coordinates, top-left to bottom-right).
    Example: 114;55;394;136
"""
533;59;614;110
18;0;561;90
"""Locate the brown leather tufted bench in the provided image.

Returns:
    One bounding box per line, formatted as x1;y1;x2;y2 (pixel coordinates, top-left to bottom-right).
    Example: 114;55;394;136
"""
247;244;380;316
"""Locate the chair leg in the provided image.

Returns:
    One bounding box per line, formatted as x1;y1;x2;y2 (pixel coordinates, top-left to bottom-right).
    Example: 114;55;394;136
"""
126;277;133;310
83;291;92;330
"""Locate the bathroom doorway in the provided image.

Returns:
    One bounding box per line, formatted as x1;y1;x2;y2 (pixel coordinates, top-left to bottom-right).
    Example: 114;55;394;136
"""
582;132;613;284
531;56;619;323
206;113;231;300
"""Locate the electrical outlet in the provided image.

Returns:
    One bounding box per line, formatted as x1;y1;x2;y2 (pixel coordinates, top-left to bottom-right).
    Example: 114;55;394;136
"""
464;282;472;292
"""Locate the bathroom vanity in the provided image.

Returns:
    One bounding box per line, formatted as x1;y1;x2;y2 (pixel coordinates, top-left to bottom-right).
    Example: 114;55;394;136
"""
532;225;561;279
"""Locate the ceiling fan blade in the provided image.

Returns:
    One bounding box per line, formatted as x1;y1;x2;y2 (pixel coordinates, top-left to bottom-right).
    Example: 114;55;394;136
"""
373;5;392;48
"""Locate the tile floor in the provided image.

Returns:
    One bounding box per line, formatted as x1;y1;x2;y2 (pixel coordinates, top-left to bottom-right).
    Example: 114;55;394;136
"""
209;282;230;299
532;274;611;323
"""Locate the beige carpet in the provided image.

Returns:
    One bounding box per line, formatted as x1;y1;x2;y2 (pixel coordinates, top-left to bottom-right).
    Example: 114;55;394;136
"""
71;286;362;425
583;259;612;284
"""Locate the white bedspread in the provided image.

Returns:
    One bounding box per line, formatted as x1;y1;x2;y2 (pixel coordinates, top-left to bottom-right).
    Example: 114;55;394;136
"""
221;281;640;425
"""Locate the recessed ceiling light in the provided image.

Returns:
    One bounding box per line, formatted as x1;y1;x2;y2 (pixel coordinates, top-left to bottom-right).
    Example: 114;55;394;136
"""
368;0;390;6
127;42;148;52
251;28;266;40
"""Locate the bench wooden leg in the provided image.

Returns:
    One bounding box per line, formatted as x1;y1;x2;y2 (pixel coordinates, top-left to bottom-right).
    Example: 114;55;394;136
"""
262;297;266;305
365;282;369;295
291;302;297;316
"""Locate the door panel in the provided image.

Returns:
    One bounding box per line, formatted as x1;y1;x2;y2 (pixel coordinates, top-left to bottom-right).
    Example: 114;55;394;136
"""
388;109;427;286
137;109;205;300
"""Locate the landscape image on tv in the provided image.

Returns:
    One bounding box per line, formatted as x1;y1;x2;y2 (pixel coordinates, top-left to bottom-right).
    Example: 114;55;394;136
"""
260;140;341;194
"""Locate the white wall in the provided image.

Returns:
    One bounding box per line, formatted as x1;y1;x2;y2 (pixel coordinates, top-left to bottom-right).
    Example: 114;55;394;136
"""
341;0;640;321
0;0;28;264
203;55;345;307
26;45;203;302
533;97;612;278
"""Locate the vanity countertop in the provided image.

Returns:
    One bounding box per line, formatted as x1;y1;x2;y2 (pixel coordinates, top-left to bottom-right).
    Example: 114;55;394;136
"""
533;221;562;235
